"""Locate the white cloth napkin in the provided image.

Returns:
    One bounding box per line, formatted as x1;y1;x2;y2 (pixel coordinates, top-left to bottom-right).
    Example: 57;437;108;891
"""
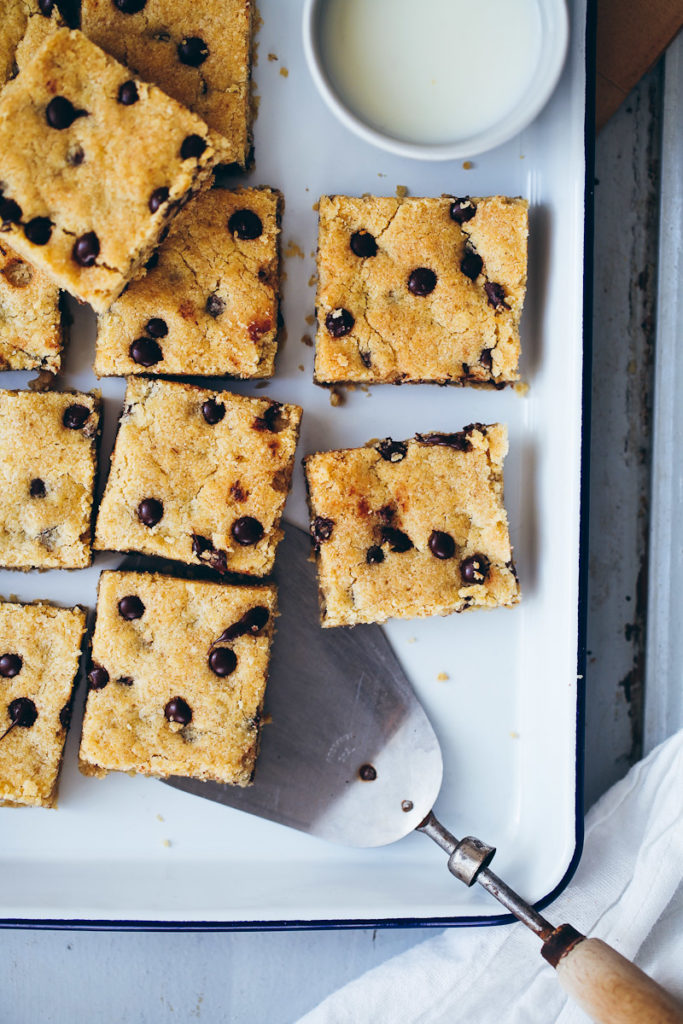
298;730;683;1024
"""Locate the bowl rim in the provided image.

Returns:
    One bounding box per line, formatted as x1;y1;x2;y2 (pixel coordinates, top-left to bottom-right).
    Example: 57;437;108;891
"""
302;0;570;162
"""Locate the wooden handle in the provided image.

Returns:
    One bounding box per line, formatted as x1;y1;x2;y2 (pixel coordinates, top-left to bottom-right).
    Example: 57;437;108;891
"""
555;937;683;1024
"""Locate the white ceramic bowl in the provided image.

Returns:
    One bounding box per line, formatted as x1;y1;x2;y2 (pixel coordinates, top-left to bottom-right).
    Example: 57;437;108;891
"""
302;0;570;161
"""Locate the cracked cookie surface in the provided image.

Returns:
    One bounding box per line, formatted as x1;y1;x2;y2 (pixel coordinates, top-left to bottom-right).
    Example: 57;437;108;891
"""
304;424;520;626
0;389;100;569
0;239;62;372
0;600;86;808
94;378;302;576
314;195;528;386
0;29;219;313
94;188;281;378
81;0;252;167
1;0;62;88
79;571;276;784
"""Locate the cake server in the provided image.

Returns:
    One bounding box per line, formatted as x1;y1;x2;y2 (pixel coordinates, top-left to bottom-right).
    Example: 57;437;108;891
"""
165;524;682;1024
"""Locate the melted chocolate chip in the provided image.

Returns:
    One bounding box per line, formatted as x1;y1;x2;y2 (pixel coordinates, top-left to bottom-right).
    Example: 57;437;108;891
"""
29;478;46;498
480;348;493;371
381;526;413;552
0;653;22;678
366;545;384;565
59;702;71;729
66;144;85;166
24;217;52;246
145;317;167;338
137;497;163;527
253;402;283;432
208;646;237;677
164;697;192;724
117;80;139;105
129;337;162;365
461;553;491;584
416;430;473;452
114;0;147;11
180;134;207;160
449;197;477;224
312;516;334;544
202;398;225;424
0;197;22;225
177;36;209;66
350;230;378;258
359;764;377;781
407;267;437;296
325;308;354;338
117;676;134;686
4;697;37;733
213;606;270;644
191;534;228;573
232;516;264;546
376;438;407;462
38;0;54;14
461;248;483;280
484;281;510;311
46;96;86;130
88;664;109;690
428;530;455;560
192;534;212;557
62;404;91;430
118;595;145;620
72;232;99;267
228;209;263;240
145;251;160;271
205;293;225;318
148;187;169;213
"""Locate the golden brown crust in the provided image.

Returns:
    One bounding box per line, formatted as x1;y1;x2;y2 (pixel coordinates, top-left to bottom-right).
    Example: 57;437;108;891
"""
0;0;63;88
0;239;62;372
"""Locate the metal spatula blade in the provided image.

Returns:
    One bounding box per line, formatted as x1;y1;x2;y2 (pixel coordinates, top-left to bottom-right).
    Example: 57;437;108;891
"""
164;523;443;847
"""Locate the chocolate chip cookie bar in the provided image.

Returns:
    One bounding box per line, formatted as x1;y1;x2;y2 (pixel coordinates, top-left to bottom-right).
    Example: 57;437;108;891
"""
1;0;62;88
304;423;520;627
0;601;86;807
314;195;528;386
82;0;253;167
0;29;219;313
94;187;282;379
79;571;276;784
0;389;100;569
95;379;301;576
0;239;63;373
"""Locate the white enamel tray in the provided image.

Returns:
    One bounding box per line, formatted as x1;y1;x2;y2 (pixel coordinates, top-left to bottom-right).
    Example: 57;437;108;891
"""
0;0;589;927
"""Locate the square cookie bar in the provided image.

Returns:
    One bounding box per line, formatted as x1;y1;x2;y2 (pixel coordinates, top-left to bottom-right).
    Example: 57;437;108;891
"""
314;195;528;386
0;389;100;569
304;423;520;627
0;239;62;373
79;571;276;784
1;0;62;87
0;601;86;807
82;0;253;167
95;379;302;576
0;29;219;313
94;187;281;379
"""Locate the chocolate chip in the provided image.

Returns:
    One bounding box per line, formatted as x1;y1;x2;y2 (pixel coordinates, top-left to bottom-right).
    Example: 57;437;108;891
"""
376;438;407;462
366;545;384;564
29;478;46;498
228;209;263;240
137;497;163;527
231;516;264;545
24;217;52;245
461;553;491;584
117;80;139;105
6;697;37;729
117;676;134;686
180;134;207;160
0;653;22;678
416;430;473;452
129;337;162;365
46;96;86;130
202;398;225;424
480;348;493;371
164;697;192;724
213;606;270;644
38;0;54;15
145;317;168;338
350;230;377;258
192;534;212;557
72;232;99;267
66;144;85;166
177;37;209;66
88;664;109;690
0;197;22;225
253;402;283;432
59;703;71;729
325;308;354;338
359;350;372;368
62;404;91;429
208;647;237;677
359;764;377;781
407;267;437;296
428;530;455;559
205;293;225;318
461;249;483;280
114;0;147;11
312;516;334;544
145;251;160;271
449;197;476;224
149;187;169;213
118;595;145;620
381;526;413;552
484;281;510;311
191;535;228;573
